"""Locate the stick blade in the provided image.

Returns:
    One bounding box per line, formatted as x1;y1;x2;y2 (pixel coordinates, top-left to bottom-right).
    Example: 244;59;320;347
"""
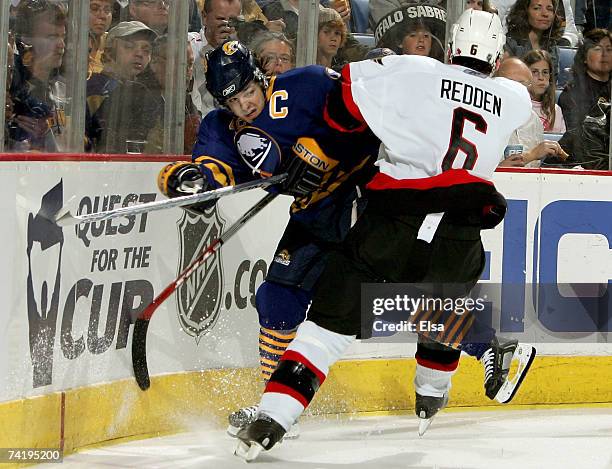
132;318;151;390
54;208;77;227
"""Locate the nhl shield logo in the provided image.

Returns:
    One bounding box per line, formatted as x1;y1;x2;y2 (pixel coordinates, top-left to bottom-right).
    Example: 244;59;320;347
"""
176;208;225;342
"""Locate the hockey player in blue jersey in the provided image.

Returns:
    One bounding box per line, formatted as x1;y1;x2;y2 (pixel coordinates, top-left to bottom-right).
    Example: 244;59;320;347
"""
157;40;380;437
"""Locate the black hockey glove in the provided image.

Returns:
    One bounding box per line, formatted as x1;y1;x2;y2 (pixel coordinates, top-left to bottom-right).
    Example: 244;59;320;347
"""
279;156;326;197
157;162;215;214
278;138;338;197
481;191;507;229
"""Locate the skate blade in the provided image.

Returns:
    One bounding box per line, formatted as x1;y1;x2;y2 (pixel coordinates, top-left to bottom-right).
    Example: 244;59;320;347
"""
418;415;433;437
234;439;264;462
495;345;536;404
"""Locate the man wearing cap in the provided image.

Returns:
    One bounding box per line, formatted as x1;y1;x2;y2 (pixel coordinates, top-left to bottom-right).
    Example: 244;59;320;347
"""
86;21;159;153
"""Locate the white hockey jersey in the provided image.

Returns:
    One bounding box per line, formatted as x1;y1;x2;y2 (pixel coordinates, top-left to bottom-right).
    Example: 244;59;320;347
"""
346;55;532;186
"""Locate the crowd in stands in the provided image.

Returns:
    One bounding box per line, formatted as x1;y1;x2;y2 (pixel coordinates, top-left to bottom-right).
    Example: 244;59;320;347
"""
3;0;610;169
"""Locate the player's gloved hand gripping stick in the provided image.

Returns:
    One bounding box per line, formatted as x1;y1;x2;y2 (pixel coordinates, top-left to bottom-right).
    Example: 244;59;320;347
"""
53;174;287;226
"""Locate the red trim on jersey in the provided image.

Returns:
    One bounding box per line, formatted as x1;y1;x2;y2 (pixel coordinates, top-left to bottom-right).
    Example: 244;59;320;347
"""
264;381;309;408
366;169;494;191
416;356;459;372
322;99;368;133
341;65;366;125
281;350;327;384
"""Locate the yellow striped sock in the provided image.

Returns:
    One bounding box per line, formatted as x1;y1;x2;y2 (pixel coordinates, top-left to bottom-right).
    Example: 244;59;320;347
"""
258;327;296;383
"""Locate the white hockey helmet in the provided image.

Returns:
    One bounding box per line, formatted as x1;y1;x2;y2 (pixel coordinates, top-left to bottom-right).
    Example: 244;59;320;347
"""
449;9;505;73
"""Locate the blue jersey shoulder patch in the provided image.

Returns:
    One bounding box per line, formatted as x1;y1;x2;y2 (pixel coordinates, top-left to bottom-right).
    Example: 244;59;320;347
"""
234;126;282;177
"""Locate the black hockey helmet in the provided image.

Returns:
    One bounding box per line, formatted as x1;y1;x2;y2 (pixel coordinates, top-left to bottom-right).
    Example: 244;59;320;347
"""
205;40;266;103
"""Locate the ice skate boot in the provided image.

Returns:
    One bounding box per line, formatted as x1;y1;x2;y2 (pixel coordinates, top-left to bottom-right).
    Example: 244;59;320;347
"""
415;392;448;436
227;404;300;439
480;337;536;403
234;414;286;462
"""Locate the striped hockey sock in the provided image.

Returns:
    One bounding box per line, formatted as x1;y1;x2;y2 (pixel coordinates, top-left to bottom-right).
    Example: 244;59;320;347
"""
414;338;461;397
258;327;296;382
259;321;355;431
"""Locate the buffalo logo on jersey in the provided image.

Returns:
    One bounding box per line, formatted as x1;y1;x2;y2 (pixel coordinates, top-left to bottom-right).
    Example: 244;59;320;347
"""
235;127;282;177
222;40;240;56
176;208;225;342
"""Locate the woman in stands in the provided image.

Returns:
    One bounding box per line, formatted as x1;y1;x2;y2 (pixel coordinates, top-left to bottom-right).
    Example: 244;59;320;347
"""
522;50;566;133
505;0;564;74
558;28;611;133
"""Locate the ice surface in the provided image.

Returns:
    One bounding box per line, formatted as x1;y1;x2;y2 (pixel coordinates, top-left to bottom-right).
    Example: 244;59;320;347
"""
38;407;612;468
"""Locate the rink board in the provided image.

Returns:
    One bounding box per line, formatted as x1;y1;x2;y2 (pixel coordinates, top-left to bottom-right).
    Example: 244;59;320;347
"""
0;156;611;454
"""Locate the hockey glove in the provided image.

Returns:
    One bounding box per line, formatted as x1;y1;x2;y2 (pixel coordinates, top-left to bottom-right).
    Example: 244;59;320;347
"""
279;138;338;197
481;191;507;229
157;162;215;214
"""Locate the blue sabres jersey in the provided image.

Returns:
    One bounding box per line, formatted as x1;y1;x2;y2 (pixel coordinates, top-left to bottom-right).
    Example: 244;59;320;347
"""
192;65;379;216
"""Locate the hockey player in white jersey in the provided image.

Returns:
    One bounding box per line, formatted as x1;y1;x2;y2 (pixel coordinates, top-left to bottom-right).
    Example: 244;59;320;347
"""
234;10;537;461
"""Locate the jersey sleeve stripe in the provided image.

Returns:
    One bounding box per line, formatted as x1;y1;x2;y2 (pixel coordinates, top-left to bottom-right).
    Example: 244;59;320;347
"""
194;156;236;187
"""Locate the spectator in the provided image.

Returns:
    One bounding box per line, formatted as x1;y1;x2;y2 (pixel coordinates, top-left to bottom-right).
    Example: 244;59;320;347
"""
87;21;159;153
88;0;114;77
129;0;169;35
190;0;242;115
398;21;444;61
11;0;68;152
558;28;611;168
495;57;568;167
559;28;611;133
316;8;347;69
495;0;580;45
505;0;563;74
138;36;201;154
522;49;566;132
251;31;295;75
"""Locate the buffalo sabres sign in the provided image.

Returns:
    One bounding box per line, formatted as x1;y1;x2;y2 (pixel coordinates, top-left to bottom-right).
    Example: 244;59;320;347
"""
176;207;225;342
235;126;282;177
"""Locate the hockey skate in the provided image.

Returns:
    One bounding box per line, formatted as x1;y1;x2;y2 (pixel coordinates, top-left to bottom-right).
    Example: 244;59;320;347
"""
415;392;449;436
234;414;286;462
227;404;300;439
480;338;536;403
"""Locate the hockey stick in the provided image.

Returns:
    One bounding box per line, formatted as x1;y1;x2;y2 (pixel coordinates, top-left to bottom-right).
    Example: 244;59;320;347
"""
54;174;287;227
132;191;279;390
